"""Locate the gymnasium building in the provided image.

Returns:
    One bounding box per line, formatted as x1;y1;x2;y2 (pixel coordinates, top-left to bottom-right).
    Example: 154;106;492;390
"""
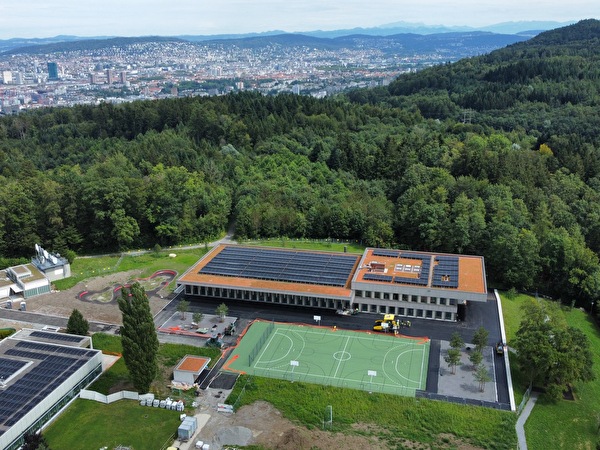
0;329;103;450
177;244;487;322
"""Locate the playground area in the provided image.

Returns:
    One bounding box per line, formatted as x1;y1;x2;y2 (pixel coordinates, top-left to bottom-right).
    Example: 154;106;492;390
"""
224;321;430;396
77;270;176;304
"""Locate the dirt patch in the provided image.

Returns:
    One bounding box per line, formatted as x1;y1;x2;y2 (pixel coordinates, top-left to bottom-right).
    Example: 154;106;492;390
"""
188;396;487;450
0;269;171;327
193;399;385;450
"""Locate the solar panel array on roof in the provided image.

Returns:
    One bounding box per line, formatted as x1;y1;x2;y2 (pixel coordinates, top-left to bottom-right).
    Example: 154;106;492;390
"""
30;330;84;343
371;249;400;258
0;358;27;381
0;340;97;431
432;256;459;289
199;246;358;287
393;254;431;286
363;273;393;283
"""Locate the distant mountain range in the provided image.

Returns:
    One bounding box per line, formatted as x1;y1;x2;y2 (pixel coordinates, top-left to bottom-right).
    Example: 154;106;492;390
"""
0;20;572;54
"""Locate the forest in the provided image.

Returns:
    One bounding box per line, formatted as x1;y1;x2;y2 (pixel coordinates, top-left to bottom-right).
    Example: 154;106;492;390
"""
1;20;600;308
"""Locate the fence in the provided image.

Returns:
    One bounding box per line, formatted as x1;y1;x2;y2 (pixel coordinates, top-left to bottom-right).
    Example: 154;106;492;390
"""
247;320;275;366
517;384;532;416
80;389;153;404
416;391;512;411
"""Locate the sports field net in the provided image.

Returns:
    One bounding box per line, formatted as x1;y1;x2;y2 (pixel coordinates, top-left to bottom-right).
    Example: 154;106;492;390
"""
247;320;275;366
225;321;429;397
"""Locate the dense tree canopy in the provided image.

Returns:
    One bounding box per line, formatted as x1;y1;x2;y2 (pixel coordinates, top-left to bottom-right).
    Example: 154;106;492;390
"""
1;20;600;307
513;299;594;400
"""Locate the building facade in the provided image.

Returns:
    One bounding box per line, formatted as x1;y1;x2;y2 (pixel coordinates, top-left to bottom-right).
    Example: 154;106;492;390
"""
177;245;487;322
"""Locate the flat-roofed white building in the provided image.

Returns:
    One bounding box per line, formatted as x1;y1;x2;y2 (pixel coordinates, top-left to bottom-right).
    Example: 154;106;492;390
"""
0;329;103;450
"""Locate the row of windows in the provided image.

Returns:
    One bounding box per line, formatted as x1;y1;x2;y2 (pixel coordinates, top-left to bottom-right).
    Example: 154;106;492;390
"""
355;290;456;305
184;284;457;321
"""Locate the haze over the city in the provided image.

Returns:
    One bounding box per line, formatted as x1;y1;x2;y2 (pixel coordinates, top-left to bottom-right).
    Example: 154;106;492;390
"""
0;0;596;39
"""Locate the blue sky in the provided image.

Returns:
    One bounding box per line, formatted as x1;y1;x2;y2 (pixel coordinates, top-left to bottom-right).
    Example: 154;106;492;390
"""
0;0;596;39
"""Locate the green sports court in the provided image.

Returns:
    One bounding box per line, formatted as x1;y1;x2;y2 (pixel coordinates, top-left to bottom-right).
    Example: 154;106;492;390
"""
223;320;430;396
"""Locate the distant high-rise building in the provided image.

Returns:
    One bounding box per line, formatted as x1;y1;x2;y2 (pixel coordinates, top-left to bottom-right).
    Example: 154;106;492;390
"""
106;69;114;84
292;85;301;95
1;70;12;84
47;62;59;80
14;72;23;85
119;71;127;83
89;73;99;84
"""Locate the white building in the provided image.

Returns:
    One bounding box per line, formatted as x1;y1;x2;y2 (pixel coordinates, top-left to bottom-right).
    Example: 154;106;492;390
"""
0;245;71;303
0;329;103;450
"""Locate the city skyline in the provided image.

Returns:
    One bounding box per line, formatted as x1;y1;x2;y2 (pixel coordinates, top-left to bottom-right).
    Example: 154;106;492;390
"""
0;0;596;40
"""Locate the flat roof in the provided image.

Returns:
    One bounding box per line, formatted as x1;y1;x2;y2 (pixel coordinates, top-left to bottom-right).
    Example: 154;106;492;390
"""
8;263;47;283
178;244;359;299
175;355;211;373
0;331;100;437
355;248;486;294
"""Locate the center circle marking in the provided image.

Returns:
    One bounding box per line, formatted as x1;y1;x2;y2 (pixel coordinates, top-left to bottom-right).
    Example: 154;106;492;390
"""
333;351;351;361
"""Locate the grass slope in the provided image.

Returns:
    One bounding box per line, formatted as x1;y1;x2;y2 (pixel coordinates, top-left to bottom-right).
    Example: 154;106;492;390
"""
500;292;600;449
228;376;517;449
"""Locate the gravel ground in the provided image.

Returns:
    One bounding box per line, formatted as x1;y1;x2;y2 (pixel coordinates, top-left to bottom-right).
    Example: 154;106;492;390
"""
0;269;171;329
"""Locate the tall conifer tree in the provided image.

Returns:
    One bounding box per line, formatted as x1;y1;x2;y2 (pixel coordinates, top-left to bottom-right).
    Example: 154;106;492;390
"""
118;282;159;393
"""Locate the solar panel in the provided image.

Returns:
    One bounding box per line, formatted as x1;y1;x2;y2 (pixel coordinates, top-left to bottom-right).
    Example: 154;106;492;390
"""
199;246;358;287
0;358;28;380
30;330;84;343
363;273;393;282
372;249;400;258
0;341;99;430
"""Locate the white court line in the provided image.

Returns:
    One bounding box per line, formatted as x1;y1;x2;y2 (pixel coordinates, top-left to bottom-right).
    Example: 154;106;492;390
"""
333;336;351;378
254;326;428;388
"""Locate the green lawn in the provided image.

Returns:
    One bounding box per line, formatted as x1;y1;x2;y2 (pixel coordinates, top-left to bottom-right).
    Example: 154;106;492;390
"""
44;399;180;450
54;248;208;291
500;292;600;449
241;237;365;254
89;333;221;396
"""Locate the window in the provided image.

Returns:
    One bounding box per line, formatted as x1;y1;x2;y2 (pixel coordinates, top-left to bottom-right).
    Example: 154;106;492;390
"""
402;294;409;302
430;297;437;305
426;310;433;318
393;293;399;301
411;295;418;302
398;307;405;315
365;291;372;298
407;308;414;316
435;311;442;319
370;304;377;312
374;291;381;299
440;297;446;305
420;296;427;303
417;309;424;317
383;292;389;300
355;290;363;297
445;312;453;320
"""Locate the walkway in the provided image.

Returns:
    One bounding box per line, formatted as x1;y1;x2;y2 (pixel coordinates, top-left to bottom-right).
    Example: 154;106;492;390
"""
516;392;538;450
